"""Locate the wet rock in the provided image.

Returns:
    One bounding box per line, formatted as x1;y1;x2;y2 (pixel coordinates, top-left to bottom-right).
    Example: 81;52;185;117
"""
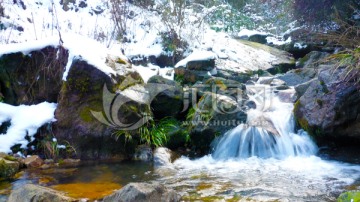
295;78;316;98
133;145;153;161
8;184;76;202
190;92;247;154
294;65;360;141
297;51;330;69
0;158;20;180
147;76;183;119
248;116;279;135
24;155;44;168
60;159;80;166
153;147;172;167
103;182;180;202
277;68;317;86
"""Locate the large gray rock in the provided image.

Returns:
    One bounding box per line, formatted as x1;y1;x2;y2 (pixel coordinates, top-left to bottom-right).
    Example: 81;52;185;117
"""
8;184;75;202
294;65;360;140
102;182;180;202
222;40;295;75
277;68;317;86
297;51;330;69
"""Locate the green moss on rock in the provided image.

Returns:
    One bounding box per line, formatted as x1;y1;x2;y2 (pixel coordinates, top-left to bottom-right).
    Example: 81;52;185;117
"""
0;158;19;180
337;191;360;202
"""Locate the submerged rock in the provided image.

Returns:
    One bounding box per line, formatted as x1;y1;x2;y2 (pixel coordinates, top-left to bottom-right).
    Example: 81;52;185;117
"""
133;145;153;161
103;182;180;202
8;184;76;202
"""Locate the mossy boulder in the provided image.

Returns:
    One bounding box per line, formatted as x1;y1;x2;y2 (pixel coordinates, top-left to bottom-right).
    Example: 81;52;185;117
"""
147;75;183;119
54;59;140;160
0;157;20;180
337;191;360;202
294;65;360;143
0;46;68;105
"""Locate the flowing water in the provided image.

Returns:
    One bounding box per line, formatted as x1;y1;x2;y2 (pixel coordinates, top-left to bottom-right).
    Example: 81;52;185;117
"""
158;88;360;201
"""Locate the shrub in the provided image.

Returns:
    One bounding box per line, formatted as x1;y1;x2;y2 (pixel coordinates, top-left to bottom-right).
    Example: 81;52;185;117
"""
109;0;129;40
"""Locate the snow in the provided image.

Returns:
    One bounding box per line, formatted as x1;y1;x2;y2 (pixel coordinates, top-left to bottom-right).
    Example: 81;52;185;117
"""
238;29;268;37
294;42;308;49
175;50;217;68
266;36;292;46
133;64;174;83
0;102;57;153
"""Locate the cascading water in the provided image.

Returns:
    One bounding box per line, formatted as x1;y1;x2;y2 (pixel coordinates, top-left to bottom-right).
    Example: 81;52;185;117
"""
212;90;318;159
158;85;360;201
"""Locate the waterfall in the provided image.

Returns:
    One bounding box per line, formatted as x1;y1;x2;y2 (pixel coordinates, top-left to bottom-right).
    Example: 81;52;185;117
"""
212;88;318;159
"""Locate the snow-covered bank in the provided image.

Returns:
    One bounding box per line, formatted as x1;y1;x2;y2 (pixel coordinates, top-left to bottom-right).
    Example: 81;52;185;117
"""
0;102;57;153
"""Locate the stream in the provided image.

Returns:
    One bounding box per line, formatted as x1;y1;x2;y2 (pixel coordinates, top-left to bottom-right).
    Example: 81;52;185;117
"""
1;88;360;201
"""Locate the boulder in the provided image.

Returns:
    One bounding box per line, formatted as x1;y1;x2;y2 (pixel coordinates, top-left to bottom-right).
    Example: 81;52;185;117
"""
277;68;317;86
232;40;295;74
294;65;360;141
297;51;330;69
24;155;44;168
0;157;20;180
102;182;180;202
0;46;68;105
147;76;183;119
8;184;76;202
133;145;153;161
54;59;143;160
174;66;214;84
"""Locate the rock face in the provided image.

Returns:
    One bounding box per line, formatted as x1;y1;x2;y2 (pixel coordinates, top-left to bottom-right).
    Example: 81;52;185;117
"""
103;182;180;202
55;59;144;160
0;46;68;105
8;184;76;202
147;76;184;119
294;66;360;141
